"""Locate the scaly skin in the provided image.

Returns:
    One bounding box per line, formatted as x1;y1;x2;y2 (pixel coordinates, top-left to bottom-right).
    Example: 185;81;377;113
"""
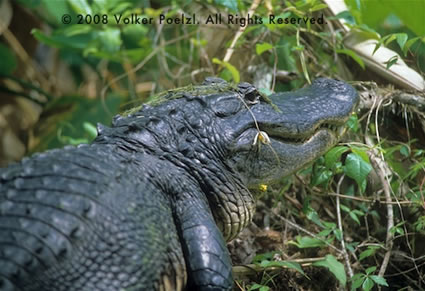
0;78;357;290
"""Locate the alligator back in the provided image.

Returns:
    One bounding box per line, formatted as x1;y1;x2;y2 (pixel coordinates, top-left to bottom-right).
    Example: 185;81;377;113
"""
0;144;186;290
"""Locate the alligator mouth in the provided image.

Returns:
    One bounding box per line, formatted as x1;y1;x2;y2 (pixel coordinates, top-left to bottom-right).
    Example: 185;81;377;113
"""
268;122;346;144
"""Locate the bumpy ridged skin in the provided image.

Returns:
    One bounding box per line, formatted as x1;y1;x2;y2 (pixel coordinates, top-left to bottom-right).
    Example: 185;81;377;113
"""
0;145;187;290
0;78;358;291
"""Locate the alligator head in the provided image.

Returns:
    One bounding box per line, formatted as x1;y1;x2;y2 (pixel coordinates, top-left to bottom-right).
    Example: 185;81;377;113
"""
226;78;358;187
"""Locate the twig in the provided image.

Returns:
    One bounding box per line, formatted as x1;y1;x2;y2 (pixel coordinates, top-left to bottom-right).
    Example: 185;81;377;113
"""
223;0;261;62
363;91;395;278
0;26;50;91
324;192;412;205
100;31;196;101
270;208;344;254
271;48;278;92
368;153;394;278
0;85;45;105
232;257;326;279
335;175;354;279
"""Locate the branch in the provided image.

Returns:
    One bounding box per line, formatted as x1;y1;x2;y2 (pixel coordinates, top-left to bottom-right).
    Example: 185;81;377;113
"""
336;175;354;279
223;0;261;63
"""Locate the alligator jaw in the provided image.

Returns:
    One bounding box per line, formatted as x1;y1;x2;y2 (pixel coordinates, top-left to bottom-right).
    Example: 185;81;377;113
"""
266;119;349;145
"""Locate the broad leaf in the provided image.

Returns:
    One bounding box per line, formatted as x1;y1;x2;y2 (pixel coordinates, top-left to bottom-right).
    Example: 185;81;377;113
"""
313;255;346;286
344;153;372;192
256;43;274;55
325;146;348;169
212;58;240;83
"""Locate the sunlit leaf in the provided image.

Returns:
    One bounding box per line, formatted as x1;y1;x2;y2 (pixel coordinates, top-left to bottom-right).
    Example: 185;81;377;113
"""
214;0;238;11
396;33;408;50
67;0;92;15
256;43;274;55
310;4;327;12
212;58;240;83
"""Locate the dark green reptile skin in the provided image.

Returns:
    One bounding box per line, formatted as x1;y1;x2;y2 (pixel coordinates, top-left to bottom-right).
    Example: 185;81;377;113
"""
0;78;358;290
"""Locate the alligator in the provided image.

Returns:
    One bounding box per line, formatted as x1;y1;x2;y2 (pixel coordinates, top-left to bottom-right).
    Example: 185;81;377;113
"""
0;78;357;291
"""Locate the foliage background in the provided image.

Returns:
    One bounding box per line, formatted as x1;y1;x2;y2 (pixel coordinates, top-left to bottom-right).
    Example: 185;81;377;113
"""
0;0;425;290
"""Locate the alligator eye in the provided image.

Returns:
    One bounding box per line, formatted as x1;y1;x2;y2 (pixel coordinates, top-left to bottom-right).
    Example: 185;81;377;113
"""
238;82;259;104
245;90;259;104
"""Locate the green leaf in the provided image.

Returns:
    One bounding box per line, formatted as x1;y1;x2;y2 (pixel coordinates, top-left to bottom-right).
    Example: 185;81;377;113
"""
385;55;398;70
259;260;305;276
340;204;350;212
396;33;408;51
349;212;360;225
349;210;364;225
83;122;97;139
214;0;238;11
383;34;397;47
350;146;370;163
365;266;377;274
333;229;342;241
403;37;420;56
370;275;389;286
344;153;372;192
313;255;346;286
108;2;133;15
280;261;305;275
362;277;374;291
0;43;17;74
305;206;325;228
347;113;359;132
97;28;122;53
359;247;378;261
372;42;382;56
212;58;240;83
336;49;365;69
400;145;410;157
63;25;93;37
31;94;122;153
311;169;333;186
67;0;92;15
351;273;365;289
41;0;71;24
325;146;348;169
382;1;425;36
256;43;274;55
390;221;406;235
289;236;326;248
15;0;42;8
310;3;328;12
32;29;93;50
249;283;265;291
252;251;277;263
333;10;356;26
